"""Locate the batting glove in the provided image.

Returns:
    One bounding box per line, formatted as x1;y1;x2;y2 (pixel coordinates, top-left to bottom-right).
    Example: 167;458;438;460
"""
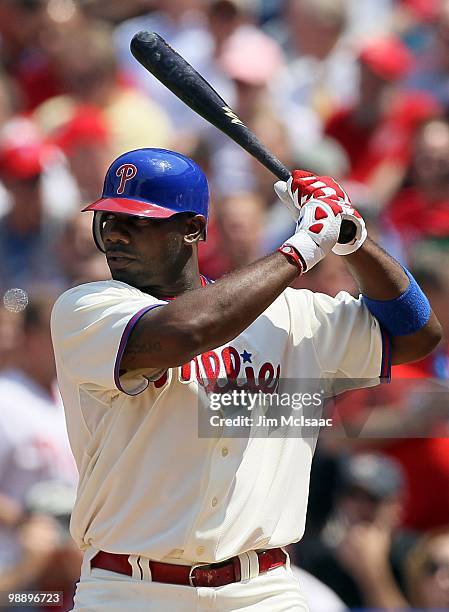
274;171;367;255
279;196;343;274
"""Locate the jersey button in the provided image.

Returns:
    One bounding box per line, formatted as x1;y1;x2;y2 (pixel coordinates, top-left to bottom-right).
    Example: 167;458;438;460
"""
211;497;218;507
196;546;205;556
221;447;229;457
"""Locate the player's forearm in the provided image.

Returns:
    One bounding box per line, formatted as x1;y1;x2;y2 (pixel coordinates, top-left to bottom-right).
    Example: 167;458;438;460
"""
121;252;298;370
344;237;409;299
168;252;298;348
345;237;442;364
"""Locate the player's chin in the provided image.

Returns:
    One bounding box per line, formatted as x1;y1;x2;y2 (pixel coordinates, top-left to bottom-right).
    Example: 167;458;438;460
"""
109;265;150;288
109;267;138;285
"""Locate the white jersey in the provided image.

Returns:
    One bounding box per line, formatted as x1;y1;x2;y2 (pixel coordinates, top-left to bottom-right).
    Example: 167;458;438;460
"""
51;280;390;564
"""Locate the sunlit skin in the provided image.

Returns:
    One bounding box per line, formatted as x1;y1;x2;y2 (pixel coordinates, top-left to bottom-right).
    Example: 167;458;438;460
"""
97;212;442;372
100;212;206;300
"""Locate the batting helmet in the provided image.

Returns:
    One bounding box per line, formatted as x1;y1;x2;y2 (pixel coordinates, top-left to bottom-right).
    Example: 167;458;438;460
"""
82;148;209;252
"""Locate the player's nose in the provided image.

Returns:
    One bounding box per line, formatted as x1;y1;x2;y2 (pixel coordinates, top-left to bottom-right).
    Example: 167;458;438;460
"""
102;217;132;245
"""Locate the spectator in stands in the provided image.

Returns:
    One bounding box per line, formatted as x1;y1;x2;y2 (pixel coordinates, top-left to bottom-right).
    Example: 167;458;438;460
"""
0;293;77;576
296;453;411;609
0;481;82;611
385;118;449;254
0;118;66;292
345;0;395;39
250;114;296;251
0;0;84;111
34;20;173;160
274;0;356;126
0;513;62;593
200;191;266;279
0;74;19;214
81;0;148;24
207;0;257;59
394;0;439;54
405;527;449;609
210;29;286;198
381;255;449;532
219;27;284;126
325;36;436;207
51;105;112;202
114;0;212;132
406;0;449;110
56;212;110;287
319;253;449;532
0;72;17;129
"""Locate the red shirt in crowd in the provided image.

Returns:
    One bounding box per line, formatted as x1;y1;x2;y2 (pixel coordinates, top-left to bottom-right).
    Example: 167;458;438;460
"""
325;94;440;185
331;351;449;531
385;186;449;244
383;357;449;531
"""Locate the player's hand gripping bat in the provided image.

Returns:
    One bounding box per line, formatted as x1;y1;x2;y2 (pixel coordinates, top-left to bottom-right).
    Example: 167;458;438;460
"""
130;31;356;244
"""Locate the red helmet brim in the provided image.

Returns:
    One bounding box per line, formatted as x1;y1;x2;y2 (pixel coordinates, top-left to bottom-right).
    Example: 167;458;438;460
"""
82;197;177;218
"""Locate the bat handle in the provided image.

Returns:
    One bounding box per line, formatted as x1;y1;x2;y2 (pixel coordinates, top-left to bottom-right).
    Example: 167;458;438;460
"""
271;163;291;183
271;162;356;245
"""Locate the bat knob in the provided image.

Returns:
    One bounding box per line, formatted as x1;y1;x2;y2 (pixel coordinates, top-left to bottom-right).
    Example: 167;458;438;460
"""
338;220;357;244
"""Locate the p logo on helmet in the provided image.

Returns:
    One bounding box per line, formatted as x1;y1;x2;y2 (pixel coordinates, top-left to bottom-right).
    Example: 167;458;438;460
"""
116;163;137;194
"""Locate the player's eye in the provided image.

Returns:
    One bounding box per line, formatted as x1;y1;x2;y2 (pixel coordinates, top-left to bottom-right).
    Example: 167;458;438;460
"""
132;216;152;226
97;212;118;235
101;213;116;223
97;212;154;231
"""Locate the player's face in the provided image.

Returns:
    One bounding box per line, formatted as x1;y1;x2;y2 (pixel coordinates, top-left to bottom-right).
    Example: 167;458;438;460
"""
100;212;202;290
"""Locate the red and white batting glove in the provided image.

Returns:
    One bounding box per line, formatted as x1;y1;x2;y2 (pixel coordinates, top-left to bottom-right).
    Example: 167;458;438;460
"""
274;171;367;255
278;196;342;274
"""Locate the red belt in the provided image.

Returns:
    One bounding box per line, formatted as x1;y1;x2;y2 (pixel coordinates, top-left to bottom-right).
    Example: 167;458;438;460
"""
91;548;287;588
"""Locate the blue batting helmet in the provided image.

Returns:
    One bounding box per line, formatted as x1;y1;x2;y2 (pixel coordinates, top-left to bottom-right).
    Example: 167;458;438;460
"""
83;148;209;251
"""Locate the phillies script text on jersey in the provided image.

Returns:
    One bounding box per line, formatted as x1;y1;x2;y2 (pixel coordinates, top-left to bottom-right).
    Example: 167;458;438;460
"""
153;345;281;393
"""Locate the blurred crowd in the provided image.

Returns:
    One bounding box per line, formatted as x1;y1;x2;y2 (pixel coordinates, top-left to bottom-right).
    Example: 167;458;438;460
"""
0;0;449;610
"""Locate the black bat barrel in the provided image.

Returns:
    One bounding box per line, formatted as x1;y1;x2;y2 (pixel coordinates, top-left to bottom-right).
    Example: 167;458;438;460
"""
130;31;356;243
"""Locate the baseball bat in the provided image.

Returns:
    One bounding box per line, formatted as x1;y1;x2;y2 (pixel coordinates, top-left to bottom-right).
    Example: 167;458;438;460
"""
130;31;355;244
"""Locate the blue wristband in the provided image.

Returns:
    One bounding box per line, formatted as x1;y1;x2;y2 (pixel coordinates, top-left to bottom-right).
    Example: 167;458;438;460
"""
362;268;431;337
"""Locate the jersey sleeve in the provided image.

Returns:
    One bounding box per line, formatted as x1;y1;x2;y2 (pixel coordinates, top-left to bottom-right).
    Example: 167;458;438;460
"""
51;281;167;395
311;291;391;380
288;289;391;380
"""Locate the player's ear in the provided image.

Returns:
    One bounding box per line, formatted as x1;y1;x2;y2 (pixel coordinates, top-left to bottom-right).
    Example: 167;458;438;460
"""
184;214;206;244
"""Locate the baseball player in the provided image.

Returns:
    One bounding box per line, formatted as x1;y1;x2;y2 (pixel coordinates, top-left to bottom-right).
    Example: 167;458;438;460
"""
51;148;441;611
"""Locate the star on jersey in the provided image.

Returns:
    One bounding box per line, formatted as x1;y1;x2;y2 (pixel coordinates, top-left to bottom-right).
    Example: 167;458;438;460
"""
241;350;252;364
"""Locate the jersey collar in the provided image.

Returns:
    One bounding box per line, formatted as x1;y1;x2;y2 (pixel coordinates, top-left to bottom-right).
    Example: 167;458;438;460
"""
164;275;210;301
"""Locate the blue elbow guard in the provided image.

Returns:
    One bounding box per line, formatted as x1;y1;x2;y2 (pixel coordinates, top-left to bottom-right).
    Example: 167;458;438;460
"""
362;269;431;336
